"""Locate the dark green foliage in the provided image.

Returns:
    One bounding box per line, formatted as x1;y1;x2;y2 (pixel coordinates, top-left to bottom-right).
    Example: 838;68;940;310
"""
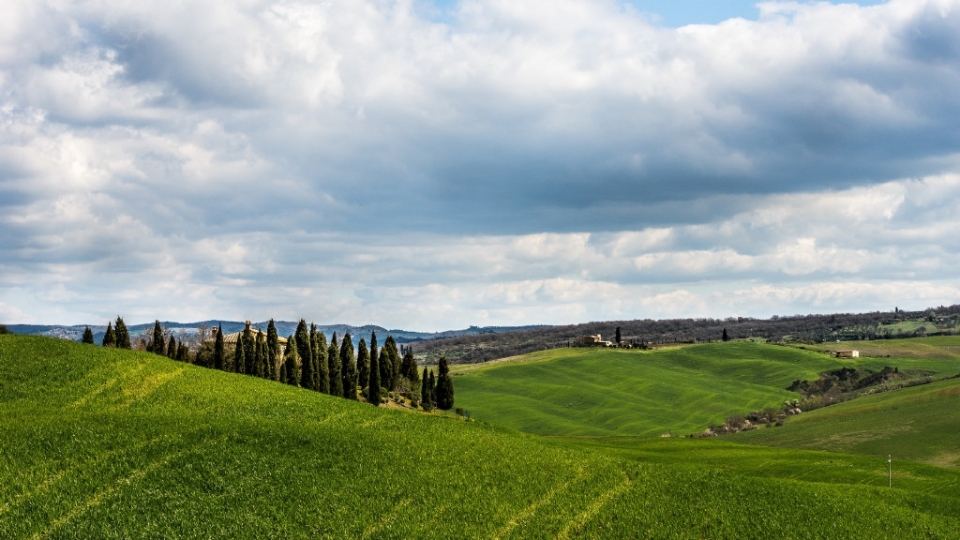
167;336;177;359
0;324;9;334
114;316;130;349
421;367;433;410
242;326;254;376
267;320;280;381
722;328;730;342
214;324;225;371
150;321;165;356
233;335;244;375
309;324;320;390
368;342;381;406
328;333;342;397
81;327;94;344
616;327;622;344
400;348;419;383
382;336;400;391
357;338;369;390
256;332;268;378
428;370;437;409
313;331;329;393
282;335;299;385
295;320;313;390
340;332;357;399
176;341;188;362
435;357;454;410
102;322;116;347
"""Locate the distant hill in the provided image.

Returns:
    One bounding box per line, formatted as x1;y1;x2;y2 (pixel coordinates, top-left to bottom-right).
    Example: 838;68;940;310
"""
414;304;960;364
4;321;549;347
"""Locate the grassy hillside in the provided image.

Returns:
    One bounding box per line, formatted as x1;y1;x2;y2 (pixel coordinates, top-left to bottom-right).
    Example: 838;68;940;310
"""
451;342;960;437
3;335;960;538
733;375;960;468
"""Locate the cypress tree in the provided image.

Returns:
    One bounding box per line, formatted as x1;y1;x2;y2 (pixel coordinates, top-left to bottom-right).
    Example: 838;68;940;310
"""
150;321;165;355
382;336;401;391
328;333;342;397
400;348;419;383
82;327;94;344
314;331;329;393
260;331;271;377
357;338;369;390
177;341;188;362
267;320;280;381
167;336;177;359
213;323;225;371
309;324;321;390
283;335;299;386
115;316;131;349
242;325;255;376
102;322;116;347
615;326;622;345
295;320;313;390
722;328;730;342
370;332;379;390
368;340;381;406
435;357;455;410
340;332;357;399
428;370;437;408
233;332;242;373
421;367;433;410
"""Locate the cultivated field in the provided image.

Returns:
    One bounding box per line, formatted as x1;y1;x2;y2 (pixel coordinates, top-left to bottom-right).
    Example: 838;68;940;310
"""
450;342;960;437
2;335;960;538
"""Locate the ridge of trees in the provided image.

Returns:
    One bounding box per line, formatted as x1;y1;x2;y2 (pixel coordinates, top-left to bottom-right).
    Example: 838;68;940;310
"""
412;304;960;364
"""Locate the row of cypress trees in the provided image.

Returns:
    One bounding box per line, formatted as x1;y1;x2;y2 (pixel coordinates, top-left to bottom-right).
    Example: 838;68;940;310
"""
94;316;131;349
420;357;454;410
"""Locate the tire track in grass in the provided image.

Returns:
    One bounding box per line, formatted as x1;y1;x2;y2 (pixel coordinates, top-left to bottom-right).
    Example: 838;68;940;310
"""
0;436;172;519
27;437;219;540
360;498;412;539
70;364;147;408
492;470;582;540
555;472;633;540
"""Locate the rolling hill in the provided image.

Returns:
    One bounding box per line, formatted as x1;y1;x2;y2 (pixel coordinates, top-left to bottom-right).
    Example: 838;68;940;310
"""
450;341;960;437
2;335;960;538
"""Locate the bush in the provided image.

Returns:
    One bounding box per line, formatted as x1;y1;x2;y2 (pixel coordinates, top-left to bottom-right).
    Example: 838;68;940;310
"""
0;324;10;335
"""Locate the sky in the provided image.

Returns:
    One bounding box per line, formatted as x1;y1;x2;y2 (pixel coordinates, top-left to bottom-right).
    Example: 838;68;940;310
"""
2;0;960;331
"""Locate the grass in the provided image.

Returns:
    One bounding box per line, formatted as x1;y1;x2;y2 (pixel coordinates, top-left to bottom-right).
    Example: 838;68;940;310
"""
3;335;960;538
733;375;960;468
451;341;960;437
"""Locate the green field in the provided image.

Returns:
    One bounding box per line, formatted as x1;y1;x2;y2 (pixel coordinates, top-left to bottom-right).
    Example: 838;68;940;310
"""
451;342;960;437
3;335;960;538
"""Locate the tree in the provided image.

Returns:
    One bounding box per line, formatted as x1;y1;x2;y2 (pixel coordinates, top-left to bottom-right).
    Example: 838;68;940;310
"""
382;336;401;391
368;341;381;406
242;325;255;375
177;341;188;362
149;320;165;355
399;348;419;383
257;331;269;377
114;316;131;349
428;370;437;409
328;333;343;397
82;327;94;344
314;330;329;393
309;324;322;390
213;324;225;371
283;335;299;386
357;338;369;390
267;320;280;381
296;320;313;390
615;326;622;345
340;332;357;399
167;335;177;359
722;328;730;342
421;367;433;410
102;322;116;347
435;357;454;410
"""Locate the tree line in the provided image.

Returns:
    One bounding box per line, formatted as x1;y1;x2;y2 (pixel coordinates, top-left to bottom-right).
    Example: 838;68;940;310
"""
83;316;453;411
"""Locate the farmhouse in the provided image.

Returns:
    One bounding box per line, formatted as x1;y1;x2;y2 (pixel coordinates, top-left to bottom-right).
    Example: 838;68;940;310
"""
834;349;860;358
214;321;288;354
577;334;613;347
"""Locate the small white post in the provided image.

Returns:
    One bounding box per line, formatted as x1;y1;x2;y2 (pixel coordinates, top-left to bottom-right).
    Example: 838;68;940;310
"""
888;455;892;488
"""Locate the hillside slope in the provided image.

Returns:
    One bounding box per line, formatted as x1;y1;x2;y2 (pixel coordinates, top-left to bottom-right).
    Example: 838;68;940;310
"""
451;342;960;437
2;335;959;538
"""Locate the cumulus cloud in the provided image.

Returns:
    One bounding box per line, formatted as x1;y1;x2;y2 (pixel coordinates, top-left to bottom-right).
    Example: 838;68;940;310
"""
1;0;959;328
